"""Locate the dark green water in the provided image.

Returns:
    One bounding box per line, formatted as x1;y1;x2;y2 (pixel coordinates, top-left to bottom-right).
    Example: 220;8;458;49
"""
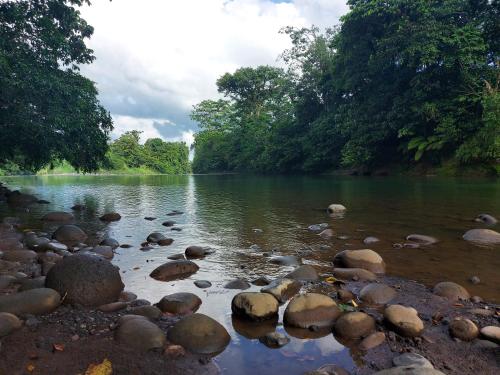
1;174;499;374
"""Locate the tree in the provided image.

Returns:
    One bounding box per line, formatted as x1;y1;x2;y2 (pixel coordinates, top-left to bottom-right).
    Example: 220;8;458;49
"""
0;0;112;172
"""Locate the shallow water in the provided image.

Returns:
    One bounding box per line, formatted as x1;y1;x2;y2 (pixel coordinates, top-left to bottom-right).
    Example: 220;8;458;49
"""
1;174;499;374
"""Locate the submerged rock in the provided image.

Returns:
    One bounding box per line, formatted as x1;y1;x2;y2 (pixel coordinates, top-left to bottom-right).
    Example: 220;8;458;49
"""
45;254;124;306
232;292;279;321
259;332;290;348
433;281;470;301
0;288;60;315
167;313;230;355
100;212;121;222
284;293;341;329
149;260;199;281
146;232;167;243
463;228;500;244
333;249;386;274
319;229;334;239
333;267;377;281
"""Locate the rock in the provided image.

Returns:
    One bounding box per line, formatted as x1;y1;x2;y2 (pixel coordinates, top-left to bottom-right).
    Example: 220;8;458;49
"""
364;236;380;245
333;249;385;274
319;229;334;239
433;281;470;301
129;305;162;319
100;212;121;222
480;326;500;344
463;228;500;244
393;353;433;368
337;289;355;303
232;292;279;321
359;331;385;350
475;214;498;225
45;254;124;306
156;293;201;314
119;244;132;249
405;234;438;245
269;255;300;266
167;313;231;355
360;283;397;305
71;204;85;211
7;192;37;206
100;238;119;249
171;227;182;232
308;223;329;232
372;368;445;375
261;278;301;303
285;265;319;281
167;254;186;260
157;238;174;246
0;312;22;337
90;245;114;259
473;339;499;349
0;275;15;289
252;276;271;286
449;318;479;341
41;212;74;222
259;332;290;348
384;305;424;337
150;260;199;281
304;364;350;375
146;232;167;243
0;237;24;251
162;221;176;227
194;280;212;288
52;225;87;246
19;276;46;291
98;301;128;312
42;241;68;253
115;316;166;351
224;279;251;290
334;312;375;339
144;217;156;221
1;250;37;263
284;293;341;329
185;245;213;258
0;288;60;315
327;204;346;214
469;276;480;285
232;315;277;339
119;291;137;302
333;268;377;281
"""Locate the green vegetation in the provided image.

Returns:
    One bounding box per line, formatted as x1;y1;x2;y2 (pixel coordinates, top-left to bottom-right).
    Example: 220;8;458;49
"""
192;0;500;175
0;0;113;173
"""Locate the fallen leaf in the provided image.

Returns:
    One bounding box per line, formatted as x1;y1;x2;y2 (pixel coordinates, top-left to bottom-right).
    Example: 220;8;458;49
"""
85;358;113;375
53;343;64;352
26;364;35;373
349;299;358;307
325;277;337;284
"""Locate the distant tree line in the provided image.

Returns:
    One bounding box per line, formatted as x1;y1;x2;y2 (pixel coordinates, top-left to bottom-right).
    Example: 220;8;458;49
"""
192;0;499;174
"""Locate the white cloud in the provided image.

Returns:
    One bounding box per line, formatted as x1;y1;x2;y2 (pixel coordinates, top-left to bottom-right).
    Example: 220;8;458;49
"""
80;0;348;141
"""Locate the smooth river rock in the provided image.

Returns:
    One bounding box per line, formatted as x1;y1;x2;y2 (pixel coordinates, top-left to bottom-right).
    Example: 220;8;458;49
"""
269;255;300;266
52;225;87;246
327;204;346;214
449;318;479;341
261;278;301;303
475;214;498;225
185;246;213;258
405;234;438;245
167;313;231;355
359;331;386;350
480;326;500;344
360;283;397;305
45;254;124;306
100;212;121;222
333;267;377;281
1;250;37;263
115;315;166;351
392;353;433;368
433;281;470;301
0;312;22;337
224;279;251;290
232;292;279;321
100;238;120;249
333;249;385;274
41;212;74;222
156;292;202;314
149;260;199;281
0;288;60;315
334;312;375;339
384;305;424;337
463;228;500;244
285;265;319;281
284;293;341;329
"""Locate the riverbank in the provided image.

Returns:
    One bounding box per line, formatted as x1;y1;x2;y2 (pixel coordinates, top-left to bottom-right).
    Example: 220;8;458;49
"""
0;181;499;374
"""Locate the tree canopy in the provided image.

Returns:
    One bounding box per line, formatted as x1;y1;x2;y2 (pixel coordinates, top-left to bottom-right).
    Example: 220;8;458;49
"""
0;0;112;172
192;0;499;175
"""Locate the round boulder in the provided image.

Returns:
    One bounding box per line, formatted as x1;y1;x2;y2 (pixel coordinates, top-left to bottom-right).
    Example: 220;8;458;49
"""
360;283;397;305
167;313;231;355
100;238;120;249
334;312;375;339
100;212;121;222
150;260;199;281
232;292;279;321
384;305;424;337
0;312;22;337
0;288;60;315
433;281;470;301
52;225;87;246
45;254;124;306
463;229;500;244
333;249;385;274
449;318;478;341
224;279;251;290
41;212;74;222
185;246;213;258
155;293;202;314
115;316;166;351
284;293;341;329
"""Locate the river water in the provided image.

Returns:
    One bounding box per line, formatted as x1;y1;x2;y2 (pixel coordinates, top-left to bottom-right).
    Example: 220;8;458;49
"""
1;174;499;374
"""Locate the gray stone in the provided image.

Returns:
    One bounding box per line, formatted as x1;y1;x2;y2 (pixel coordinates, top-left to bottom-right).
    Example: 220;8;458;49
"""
0;288;60;315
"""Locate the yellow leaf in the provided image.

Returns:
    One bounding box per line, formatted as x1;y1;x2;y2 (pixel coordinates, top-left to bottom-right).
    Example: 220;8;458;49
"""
325;277;337;283
349;299;358;307
26;364;35;373
85;358;113;375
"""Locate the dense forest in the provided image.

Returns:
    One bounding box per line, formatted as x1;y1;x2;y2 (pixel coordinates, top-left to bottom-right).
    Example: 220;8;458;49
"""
192;0;500;175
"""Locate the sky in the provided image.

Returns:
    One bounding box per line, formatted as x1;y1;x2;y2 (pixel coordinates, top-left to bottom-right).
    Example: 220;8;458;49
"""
80;0;348;147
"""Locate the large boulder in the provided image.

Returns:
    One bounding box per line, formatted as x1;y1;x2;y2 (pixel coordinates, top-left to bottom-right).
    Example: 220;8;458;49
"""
284;293;341;329
45;254;124;306
232;292;279;321
433;281;470;301
0;288;60;315
384;305;424;337
334;312;375;339
360;283;397;305
285;265;319;281
155;293;202;314
333;249;385;274
463;229;500;244
333;268;377;281
149;260;199;281
167;313;231;355
52;225;87;246
0;312;22;337
261;278;301;303
115;315;166;351
41;212;74;222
